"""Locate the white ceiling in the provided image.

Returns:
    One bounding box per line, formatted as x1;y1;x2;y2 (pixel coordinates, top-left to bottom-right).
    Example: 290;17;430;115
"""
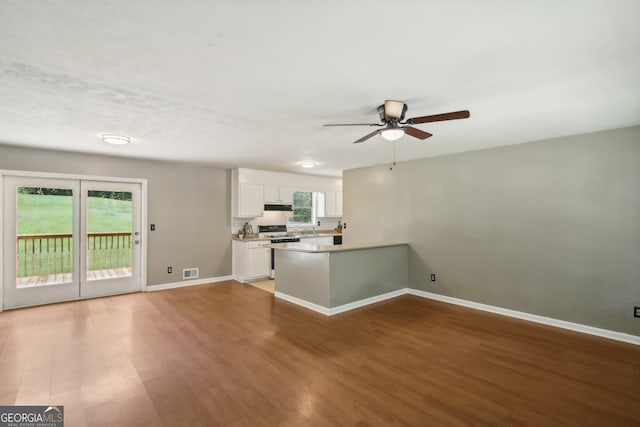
1;1;638;177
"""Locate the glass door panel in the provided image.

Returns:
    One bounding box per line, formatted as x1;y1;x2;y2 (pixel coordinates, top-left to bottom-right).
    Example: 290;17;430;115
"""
16;186;75;287
86;190;133;281
80;181;141;298
3;177;80;308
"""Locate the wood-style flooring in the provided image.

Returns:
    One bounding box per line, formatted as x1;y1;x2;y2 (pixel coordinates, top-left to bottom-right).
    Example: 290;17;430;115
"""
0;281;638;426
248;279;275;294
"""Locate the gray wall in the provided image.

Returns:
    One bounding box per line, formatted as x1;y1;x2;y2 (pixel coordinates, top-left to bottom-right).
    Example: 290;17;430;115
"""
0;144;231;286
344;126;640;335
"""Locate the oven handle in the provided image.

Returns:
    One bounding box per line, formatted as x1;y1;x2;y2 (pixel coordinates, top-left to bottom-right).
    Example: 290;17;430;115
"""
271;248;275;270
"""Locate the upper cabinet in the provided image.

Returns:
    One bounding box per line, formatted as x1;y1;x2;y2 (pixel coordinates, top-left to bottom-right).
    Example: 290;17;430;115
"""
323;190;343;217
264;185;294;204
232;168;342;219
232;169;264;218
237;183;264;217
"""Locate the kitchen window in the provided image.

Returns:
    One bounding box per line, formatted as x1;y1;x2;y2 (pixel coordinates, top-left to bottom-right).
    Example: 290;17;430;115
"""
288;191;314;225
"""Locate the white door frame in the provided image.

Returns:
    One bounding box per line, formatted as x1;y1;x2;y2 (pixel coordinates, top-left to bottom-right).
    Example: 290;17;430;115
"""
0;170;148;312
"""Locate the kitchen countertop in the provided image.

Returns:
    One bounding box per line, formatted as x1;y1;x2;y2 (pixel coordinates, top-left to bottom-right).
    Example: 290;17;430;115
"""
266;241;407;253
232;232;341;242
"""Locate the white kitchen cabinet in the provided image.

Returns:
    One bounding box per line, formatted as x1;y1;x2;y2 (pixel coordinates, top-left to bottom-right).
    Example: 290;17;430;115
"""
264;185;294;204
247;241;270;278
323;190;343;217
279;187;294;204
238;183;264;217
232;168;264;218
232;240;271;282
335;191;343;216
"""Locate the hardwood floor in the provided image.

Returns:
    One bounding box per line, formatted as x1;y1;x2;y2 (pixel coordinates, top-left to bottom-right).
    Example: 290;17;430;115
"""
0;281;638;426
248;279;275;294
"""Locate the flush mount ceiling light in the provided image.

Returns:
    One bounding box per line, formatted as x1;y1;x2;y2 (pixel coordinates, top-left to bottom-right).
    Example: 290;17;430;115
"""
102;134;131;145
298;161;318;168
380;128;405;141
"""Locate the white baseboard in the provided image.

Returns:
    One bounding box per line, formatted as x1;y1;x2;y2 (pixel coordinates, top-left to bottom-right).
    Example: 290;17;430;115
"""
275;288;408;316
273;286;639;345
147;277;639;346
327;289;408;315
231;275;271;284
407;289;640;346
274;292;333;315
146;275;233;292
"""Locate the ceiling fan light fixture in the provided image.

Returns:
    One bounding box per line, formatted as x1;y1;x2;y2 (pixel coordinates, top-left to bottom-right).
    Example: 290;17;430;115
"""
102;134;131;145
384;100;406;120
298;160;318;168
380;128;404;141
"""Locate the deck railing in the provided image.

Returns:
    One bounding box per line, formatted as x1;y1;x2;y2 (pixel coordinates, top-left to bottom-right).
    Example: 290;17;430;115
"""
87;232;133;272
17;232;132;277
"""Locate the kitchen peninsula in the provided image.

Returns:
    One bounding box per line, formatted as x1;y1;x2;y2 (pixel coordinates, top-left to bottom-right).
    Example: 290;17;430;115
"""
268;242;408;315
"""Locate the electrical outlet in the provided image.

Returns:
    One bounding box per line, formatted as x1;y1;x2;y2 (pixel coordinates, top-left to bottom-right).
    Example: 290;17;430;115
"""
150;224;156;231
431;274;436;282
634;306;640;318
167;267;172;274
317;221;321;226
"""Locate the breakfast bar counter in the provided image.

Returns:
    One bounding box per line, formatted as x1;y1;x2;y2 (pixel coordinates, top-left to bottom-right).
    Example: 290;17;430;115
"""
267;241;408;315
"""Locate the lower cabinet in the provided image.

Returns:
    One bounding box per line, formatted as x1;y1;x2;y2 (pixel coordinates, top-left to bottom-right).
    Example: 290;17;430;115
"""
232;240;271;282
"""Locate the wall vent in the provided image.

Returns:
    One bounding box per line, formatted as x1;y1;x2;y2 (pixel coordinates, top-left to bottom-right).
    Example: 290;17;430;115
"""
183;268;199;280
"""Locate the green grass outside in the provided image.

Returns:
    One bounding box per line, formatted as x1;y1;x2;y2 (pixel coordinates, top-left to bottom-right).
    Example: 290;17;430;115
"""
18;193;132;234
17;193;133;276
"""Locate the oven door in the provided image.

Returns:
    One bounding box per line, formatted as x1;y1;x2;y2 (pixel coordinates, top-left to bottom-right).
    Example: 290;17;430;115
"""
270;247;275;279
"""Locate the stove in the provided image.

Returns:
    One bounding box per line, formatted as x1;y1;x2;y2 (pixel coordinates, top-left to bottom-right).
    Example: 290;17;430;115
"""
258;225;300;279
269;236;301;243
258;224;290;240
258;224;301;243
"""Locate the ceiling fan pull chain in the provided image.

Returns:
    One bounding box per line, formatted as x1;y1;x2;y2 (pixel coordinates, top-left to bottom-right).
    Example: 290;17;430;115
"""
390;140;397;171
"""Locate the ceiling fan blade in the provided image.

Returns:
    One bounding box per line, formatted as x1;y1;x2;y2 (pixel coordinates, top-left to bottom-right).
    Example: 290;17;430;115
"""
323;123;383;127
404;126;433;140
353;129;381;144
409;110;470;124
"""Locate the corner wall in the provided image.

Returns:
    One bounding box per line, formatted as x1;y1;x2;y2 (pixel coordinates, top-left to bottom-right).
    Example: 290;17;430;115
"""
343;126;640;335
0;145;231;286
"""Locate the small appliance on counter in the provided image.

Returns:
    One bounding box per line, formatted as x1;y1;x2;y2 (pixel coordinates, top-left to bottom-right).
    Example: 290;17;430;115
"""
241;222;255;239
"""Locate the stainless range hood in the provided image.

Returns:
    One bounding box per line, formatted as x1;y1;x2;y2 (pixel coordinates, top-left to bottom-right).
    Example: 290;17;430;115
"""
264;203;293;212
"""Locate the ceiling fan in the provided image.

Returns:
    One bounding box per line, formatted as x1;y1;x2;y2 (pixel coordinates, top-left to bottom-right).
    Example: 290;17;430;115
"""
323;100;470;144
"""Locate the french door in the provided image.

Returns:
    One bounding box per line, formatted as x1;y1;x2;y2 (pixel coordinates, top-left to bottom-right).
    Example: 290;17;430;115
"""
3;176;142;309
